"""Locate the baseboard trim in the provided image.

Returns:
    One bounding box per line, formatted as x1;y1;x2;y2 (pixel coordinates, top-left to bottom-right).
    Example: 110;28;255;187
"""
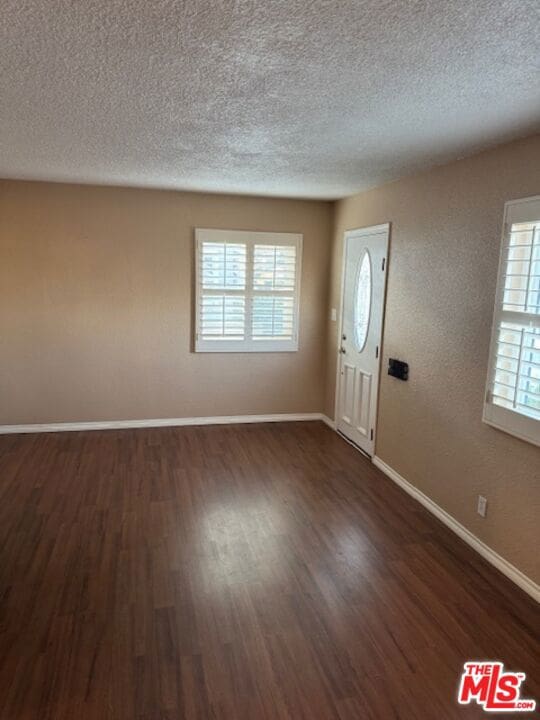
320;414;336;430
372;455;539;604
0;413;326;435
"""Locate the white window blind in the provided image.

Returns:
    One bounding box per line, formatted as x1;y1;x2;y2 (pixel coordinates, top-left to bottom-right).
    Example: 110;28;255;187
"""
195;229;302;352
483;196;540;446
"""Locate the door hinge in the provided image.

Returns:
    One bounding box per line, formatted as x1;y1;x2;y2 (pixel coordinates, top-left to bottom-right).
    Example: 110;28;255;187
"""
375;345;379;359
370;429;374;441
382;257;386;271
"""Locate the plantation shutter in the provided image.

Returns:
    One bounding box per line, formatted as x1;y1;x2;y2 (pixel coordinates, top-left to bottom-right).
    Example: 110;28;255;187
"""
199;241;247;340
252;244;297;340
195;229;302;352
484;196;540;446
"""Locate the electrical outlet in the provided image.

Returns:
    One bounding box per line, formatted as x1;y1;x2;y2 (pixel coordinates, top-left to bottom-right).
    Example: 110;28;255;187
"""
477;495;488;518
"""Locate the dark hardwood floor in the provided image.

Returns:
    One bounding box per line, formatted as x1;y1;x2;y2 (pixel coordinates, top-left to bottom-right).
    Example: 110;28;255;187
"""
0;421;538;719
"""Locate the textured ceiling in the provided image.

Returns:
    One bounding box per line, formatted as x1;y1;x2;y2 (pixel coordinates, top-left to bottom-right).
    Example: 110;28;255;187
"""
1;1;539;199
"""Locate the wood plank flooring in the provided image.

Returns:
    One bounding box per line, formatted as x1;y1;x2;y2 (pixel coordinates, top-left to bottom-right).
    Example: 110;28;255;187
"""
0;421;538;719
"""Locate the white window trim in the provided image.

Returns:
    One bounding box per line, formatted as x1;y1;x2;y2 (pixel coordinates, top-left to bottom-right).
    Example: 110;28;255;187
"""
194;228;302;353
483;195;540;447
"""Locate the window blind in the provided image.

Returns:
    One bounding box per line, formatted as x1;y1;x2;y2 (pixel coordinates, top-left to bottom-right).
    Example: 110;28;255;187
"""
195;229;302;352
484;197;540;446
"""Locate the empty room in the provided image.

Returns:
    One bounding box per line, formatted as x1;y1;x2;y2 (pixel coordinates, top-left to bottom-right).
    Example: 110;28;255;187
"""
1;1;539;718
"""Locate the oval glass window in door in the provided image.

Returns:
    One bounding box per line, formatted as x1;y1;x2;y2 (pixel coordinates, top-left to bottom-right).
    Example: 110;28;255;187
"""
354;250;372;351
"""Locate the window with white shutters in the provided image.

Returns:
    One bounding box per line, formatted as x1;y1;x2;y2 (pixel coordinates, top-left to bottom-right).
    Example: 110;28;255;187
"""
195;229;302;352
483;196;540;446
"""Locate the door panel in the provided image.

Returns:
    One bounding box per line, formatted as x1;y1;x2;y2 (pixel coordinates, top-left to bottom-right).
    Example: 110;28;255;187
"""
337;225;389;455
356;370;371;437
340;363;356;425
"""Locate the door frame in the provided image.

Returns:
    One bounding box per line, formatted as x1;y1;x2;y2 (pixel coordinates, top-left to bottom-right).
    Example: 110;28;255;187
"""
334;223;390;455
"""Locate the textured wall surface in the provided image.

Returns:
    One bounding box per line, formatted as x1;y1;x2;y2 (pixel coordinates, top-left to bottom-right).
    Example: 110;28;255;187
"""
0;181;332;424
326;135;540;583
1;0;539;198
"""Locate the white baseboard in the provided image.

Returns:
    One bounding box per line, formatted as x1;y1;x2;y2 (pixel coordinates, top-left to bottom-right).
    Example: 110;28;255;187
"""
372;456;539;604
320;414;336;430
0;412;326;435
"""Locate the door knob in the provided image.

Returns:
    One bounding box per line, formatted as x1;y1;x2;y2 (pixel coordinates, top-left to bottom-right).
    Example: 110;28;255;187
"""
340;346;346;354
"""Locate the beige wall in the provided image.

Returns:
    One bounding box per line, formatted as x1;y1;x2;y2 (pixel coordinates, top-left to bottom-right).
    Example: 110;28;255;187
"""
326;135;540;583
0;181;332;424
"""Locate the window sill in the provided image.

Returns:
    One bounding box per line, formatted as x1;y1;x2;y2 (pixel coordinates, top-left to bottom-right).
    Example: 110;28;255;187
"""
482;406;539;448
195;340;299;353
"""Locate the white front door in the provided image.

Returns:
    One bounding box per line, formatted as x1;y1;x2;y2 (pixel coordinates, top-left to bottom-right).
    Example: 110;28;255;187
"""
336;224;389;455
